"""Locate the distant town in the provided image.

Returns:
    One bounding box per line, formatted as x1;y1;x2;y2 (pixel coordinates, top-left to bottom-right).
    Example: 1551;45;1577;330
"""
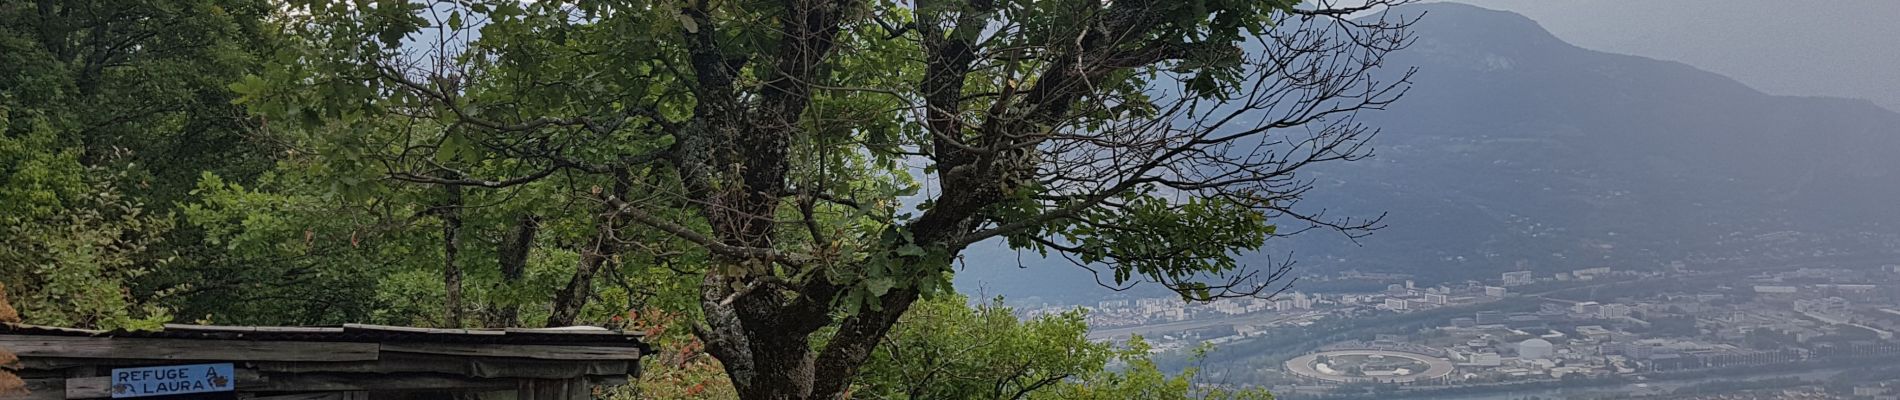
1025;261;1900;400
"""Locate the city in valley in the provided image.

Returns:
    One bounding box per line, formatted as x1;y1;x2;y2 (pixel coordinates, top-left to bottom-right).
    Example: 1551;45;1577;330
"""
1029;257;1900;400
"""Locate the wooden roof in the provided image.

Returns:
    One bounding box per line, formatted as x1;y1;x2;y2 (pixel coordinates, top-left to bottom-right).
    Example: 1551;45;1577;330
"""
1;322;649;399
1;322;647;350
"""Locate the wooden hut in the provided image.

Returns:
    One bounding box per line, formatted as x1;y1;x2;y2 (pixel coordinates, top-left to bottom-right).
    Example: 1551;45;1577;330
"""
1;322;648;400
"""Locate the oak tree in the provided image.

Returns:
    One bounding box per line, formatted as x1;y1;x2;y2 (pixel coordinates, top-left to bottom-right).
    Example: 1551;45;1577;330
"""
242;0;1417;397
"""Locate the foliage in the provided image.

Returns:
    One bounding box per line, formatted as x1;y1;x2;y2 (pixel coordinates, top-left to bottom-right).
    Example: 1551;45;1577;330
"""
1030;341;1273;400
0;0;277;327
613;307;740;399
169;165;703;327
0;110;174;329
0;283;20;396
855;295;1276;400
612;294;1271;399
234;0;1412;394
2;0;1409;396
854;294;1117;399
0;0;278;202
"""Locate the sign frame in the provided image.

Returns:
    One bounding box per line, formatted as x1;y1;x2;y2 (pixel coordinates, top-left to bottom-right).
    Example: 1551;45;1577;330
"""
109;363;237;398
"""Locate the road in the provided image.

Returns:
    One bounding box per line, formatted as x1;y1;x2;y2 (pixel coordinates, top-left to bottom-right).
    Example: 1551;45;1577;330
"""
1086;310;1314;340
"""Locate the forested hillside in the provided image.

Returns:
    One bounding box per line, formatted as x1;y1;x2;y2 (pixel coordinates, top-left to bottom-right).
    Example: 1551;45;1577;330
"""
957;3;1900;302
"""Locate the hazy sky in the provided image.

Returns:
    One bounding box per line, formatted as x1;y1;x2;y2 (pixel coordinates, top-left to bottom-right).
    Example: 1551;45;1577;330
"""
1443;0;1900;112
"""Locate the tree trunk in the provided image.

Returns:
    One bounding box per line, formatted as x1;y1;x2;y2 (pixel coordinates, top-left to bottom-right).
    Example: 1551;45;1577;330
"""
701;261;931;400
488;214;538;327
547;177;629;327
440;184;465;327
704;293;921;400
808;289;920;399
546;226;615;327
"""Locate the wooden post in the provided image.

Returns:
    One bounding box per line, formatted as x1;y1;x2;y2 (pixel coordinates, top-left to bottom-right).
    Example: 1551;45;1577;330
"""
514;379;587;400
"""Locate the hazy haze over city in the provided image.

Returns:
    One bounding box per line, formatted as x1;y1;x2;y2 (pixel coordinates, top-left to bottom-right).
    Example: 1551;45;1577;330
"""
1448;0;1900;111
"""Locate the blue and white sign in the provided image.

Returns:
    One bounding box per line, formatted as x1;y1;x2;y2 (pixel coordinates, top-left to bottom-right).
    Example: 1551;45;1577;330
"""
110;363;235;398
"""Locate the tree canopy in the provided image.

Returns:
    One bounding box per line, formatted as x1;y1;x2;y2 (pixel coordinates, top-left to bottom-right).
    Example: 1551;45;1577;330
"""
1;0;1414;397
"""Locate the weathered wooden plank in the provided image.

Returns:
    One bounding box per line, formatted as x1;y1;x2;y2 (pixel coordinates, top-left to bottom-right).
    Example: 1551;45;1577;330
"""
251;327;345;333
161;325;343;334
250;373;516;392
1;324;101;336
0;389;63;400
0;336;377;362
63;370;260;399
252;353;629;379
62;377;106;399
0;378;66;400
19;358;197;371
340;324;501;336
500;327;621;335
68;374;495;399
162;324;255;333
380;343;641;361
250;391;367;400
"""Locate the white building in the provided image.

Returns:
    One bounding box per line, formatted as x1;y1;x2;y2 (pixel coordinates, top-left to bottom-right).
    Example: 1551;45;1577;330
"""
1572;301;1601;315
1469;352;1502;366
1518;338;1555;360
1572;267;1611;280
1503;271;1534;286
1212;299;1248;315
1795;297;1850;315
1291;293;1314;309
1600;304;1631;319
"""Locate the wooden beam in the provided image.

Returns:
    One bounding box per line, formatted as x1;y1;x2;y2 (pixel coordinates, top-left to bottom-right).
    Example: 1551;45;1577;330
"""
161;325;344;334
251;391;367;400
381;343;640;361
501;327;624;335
62;377;107;399
252;353;630;379
250;372;516;392
62;369;512;398
0;336;377;362
340;324;502;336
1;378;66;400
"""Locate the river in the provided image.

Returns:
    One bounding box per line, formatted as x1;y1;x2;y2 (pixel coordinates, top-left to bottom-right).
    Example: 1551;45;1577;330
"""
1393;367;1848;400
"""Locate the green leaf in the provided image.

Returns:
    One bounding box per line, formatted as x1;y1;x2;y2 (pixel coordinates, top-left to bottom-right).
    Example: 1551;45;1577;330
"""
865;276;895;296
894;243;926;257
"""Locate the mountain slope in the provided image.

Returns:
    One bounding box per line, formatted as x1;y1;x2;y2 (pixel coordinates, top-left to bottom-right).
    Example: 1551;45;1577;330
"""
954;3;1900;303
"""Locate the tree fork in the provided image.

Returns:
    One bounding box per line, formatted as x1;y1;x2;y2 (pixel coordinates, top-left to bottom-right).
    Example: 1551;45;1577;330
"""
547;174;631;327
489;214;538;327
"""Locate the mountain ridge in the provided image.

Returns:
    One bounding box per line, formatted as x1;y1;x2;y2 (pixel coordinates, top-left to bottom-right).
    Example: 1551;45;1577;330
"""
952;3;1900;304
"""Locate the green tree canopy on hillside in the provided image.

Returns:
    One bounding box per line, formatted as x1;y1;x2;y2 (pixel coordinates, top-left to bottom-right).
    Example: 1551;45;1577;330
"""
0;0;277;329
228;0;1415;397
3;0;1414;397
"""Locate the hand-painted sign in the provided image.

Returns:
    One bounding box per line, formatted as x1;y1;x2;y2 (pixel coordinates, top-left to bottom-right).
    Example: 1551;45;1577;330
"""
109;363;235;398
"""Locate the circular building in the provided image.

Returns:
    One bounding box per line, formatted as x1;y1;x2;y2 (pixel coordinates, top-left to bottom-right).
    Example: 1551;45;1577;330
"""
1518;338;1554;360
1284;349;1455;384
